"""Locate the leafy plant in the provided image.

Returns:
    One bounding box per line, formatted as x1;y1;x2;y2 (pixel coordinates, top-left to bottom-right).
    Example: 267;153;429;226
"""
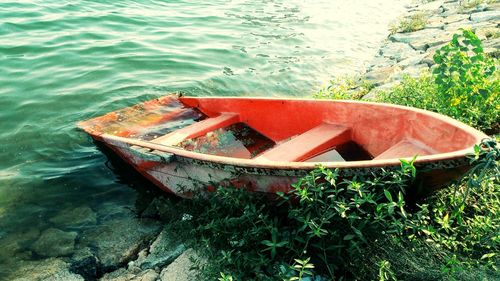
378;30;499;134
432;29;499;131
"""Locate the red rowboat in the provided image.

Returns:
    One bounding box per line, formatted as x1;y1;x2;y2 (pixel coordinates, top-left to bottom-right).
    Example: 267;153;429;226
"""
78;94;487;198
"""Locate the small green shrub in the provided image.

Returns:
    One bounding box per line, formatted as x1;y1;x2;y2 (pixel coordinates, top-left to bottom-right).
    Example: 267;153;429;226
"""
390;12;428;34
378;30;499;134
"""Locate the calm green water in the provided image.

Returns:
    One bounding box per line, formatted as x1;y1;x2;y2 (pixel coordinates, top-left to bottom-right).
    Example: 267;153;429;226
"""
0;0;408;276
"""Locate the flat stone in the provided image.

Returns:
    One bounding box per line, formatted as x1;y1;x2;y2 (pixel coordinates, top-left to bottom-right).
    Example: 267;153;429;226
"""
367;56;395;70
31;228;77;257
379;42;420;62
390;29;452;51
445;19;496;32
8;258;84;281
79;217;161;271
49;206;97;228
398;53;427;68
100;268;158;281
484;38;500;58
470;11;500;22
414;0;444;12
159;249;204;281
139;226;186;270
365;66;402;86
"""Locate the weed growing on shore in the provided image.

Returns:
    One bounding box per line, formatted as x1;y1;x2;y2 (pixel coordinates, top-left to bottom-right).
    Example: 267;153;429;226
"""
389;12;428;34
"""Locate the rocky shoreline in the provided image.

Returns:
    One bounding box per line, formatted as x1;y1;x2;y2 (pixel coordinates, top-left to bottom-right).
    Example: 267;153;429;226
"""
3;1;498;280
361;0;499;99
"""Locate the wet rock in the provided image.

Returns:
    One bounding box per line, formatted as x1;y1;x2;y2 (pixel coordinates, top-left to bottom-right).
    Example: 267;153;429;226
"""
31;228;77;257
97;202;136;222
139;226;186;270
470;11;500;22
364;66;402;86
379;42;420;62
159;249;203;281
8;258;84;281
79;217;161;271
49;206;97;228
0;228;40;256
70;246;99;280
100;268;158;281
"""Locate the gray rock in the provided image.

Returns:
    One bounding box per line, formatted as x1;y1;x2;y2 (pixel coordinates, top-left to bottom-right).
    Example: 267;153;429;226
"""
70;246;99;280
100;268;158;281
367;56;395;71
379;42;420;62
444;19;495;33
31;228;77;257
0;228;40;256
484;38;500;58
139;226;186;270
8;258;84;281
363;81;401;101
398;53;427;68
389;29;452;51
470;11;500;22
79;217;161;271
364;66;402;86
159;249;204;281
427;14;470;28
414;0;444;12
49;206;97;228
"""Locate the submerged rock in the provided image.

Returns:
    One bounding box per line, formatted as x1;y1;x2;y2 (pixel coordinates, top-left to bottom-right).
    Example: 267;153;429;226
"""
31;228;77;257
100;268;158;281
49;206;97;228
79;217;161;271
8;258;84;281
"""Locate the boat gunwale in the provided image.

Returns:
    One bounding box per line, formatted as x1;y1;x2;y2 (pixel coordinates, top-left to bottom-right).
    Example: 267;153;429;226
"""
82;96;489;170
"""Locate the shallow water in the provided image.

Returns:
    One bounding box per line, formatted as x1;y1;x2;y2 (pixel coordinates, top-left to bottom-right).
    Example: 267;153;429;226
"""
0;0;408;276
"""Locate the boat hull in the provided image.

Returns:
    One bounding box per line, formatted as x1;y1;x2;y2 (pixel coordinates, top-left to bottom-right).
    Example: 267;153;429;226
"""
97;135;471;198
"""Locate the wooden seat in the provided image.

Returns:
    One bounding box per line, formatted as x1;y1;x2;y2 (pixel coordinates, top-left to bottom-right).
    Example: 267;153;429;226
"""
255;123;350;162
374;139;436;160
152;113;239;146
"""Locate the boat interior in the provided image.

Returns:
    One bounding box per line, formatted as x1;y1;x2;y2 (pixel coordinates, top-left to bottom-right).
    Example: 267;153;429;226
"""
79;95;479;163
